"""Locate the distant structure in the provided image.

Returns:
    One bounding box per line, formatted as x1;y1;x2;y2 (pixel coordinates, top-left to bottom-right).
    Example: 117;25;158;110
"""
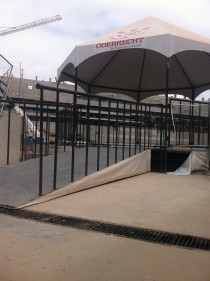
8;76;194;104
7;76;153;103
0;15;62;37
0;54;13;115
8;77;76;102
0;15;62;113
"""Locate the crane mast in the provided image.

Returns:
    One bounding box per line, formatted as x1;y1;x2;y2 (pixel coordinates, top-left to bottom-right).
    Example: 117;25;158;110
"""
0;14;62;115
0;15;62;36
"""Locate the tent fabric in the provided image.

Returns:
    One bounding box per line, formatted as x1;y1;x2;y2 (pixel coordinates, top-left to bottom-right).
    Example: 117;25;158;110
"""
57;16;210;101
19;149;151;208
58;17;210;69
168;150;209;176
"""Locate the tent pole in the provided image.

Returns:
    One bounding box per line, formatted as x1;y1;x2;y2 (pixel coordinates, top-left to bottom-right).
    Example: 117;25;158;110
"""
75;67;78;91
190;89;195;145
137;49;146;103
164;58;170;173
208;101;210;169
137;92;140;103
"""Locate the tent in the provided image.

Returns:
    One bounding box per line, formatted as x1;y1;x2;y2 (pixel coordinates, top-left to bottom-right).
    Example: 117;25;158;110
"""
57;16;210;102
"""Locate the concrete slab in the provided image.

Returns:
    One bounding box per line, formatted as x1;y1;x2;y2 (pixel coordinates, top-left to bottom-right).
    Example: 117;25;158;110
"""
0;147;132;206
1;214;210;281
26;172;210;239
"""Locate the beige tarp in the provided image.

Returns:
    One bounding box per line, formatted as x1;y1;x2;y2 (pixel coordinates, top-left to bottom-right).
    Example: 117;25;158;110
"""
19;149;151;208
168;150;209;176
58;16;210;101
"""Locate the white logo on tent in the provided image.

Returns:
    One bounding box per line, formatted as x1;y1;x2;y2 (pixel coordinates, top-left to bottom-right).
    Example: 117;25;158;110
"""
111;27;150;39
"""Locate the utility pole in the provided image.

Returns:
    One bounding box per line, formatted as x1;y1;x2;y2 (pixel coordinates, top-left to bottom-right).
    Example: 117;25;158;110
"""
18;62;24;98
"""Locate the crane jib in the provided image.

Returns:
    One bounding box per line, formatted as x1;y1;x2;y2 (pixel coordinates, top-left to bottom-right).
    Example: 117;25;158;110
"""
0;15;62;36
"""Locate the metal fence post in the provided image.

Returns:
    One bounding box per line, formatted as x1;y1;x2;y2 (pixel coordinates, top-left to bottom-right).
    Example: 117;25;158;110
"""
71;93;77;182
6;103;11;165
85;95;90;176
208;101;210;168
39;87;44;196
97;98;101;171
53;89;60;190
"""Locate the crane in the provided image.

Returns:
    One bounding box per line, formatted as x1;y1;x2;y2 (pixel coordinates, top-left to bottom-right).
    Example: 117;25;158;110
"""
0;15;62;36
0;14;62;116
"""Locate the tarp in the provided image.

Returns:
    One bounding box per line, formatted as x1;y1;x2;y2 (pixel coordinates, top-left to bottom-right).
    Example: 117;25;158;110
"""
58;16;210;101
19;149;151;208
168;150;209;176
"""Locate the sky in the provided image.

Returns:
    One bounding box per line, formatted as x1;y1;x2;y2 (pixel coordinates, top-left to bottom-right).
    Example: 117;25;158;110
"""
1;0;210;100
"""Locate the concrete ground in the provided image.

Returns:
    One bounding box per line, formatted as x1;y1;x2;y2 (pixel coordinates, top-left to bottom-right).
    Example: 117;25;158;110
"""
27;172;210;239
1;172;210;280
1;213;210;281
0;147;132;206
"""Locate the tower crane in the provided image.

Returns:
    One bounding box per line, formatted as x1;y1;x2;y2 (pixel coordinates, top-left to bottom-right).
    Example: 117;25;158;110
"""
0;14;62;112
0;15;62;36
0;14;62;129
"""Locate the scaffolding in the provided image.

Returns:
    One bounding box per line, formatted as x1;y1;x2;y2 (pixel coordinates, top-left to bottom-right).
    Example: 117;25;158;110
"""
0;15;62;37
0;54;13;116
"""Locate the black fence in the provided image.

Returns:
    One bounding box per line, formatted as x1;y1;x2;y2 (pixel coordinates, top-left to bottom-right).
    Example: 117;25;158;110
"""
0;83;209;204
169;98;209;147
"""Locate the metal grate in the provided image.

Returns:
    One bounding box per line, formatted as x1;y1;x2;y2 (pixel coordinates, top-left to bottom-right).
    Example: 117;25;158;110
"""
1;207;210;251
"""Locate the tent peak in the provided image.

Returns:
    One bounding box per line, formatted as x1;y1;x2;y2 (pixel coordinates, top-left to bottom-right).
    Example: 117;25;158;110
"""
132;16;210;43
79;16;210;47
58;16;210;100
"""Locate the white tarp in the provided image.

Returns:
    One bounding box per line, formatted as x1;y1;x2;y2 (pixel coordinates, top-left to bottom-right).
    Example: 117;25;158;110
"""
19;149;151;208
168;150;209;176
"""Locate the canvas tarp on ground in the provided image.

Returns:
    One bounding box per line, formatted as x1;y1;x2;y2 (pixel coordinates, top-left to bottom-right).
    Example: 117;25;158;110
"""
168;150;209;176
19;149;151;208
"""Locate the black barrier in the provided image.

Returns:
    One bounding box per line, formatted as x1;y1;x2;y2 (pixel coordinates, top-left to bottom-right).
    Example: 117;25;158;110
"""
0;84;209;198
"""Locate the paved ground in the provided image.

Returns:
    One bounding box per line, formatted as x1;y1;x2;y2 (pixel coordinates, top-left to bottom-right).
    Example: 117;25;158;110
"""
1;213;210;281
26;172;210;239
1;146;210;280
1;163;210;280
0;146;132;206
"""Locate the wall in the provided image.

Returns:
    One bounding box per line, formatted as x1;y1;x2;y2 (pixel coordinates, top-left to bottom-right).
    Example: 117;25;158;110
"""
0;112;22;166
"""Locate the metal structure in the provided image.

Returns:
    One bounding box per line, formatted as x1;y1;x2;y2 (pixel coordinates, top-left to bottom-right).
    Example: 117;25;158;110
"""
1;207;210;251
0;54;13;115
1;84;208;198
58;17;210;172
0;14;62;114
0;15;62;121
12;105;40;138
0;15;62;36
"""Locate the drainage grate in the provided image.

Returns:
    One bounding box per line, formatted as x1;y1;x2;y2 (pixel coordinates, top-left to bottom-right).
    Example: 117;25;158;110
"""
1;207;210;251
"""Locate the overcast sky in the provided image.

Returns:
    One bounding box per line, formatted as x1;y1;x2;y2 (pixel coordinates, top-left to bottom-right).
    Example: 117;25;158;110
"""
1;0;210;99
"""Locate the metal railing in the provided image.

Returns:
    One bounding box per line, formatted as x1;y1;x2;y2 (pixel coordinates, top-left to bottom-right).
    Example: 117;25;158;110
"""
169;98;209;148
35;84;167;194
0;84;209;200
0;54;13;115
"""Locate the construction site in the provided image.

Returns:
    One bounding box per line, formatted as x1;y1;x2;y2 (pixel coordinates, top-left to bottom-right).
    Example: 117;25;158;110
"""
0;15;210;281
